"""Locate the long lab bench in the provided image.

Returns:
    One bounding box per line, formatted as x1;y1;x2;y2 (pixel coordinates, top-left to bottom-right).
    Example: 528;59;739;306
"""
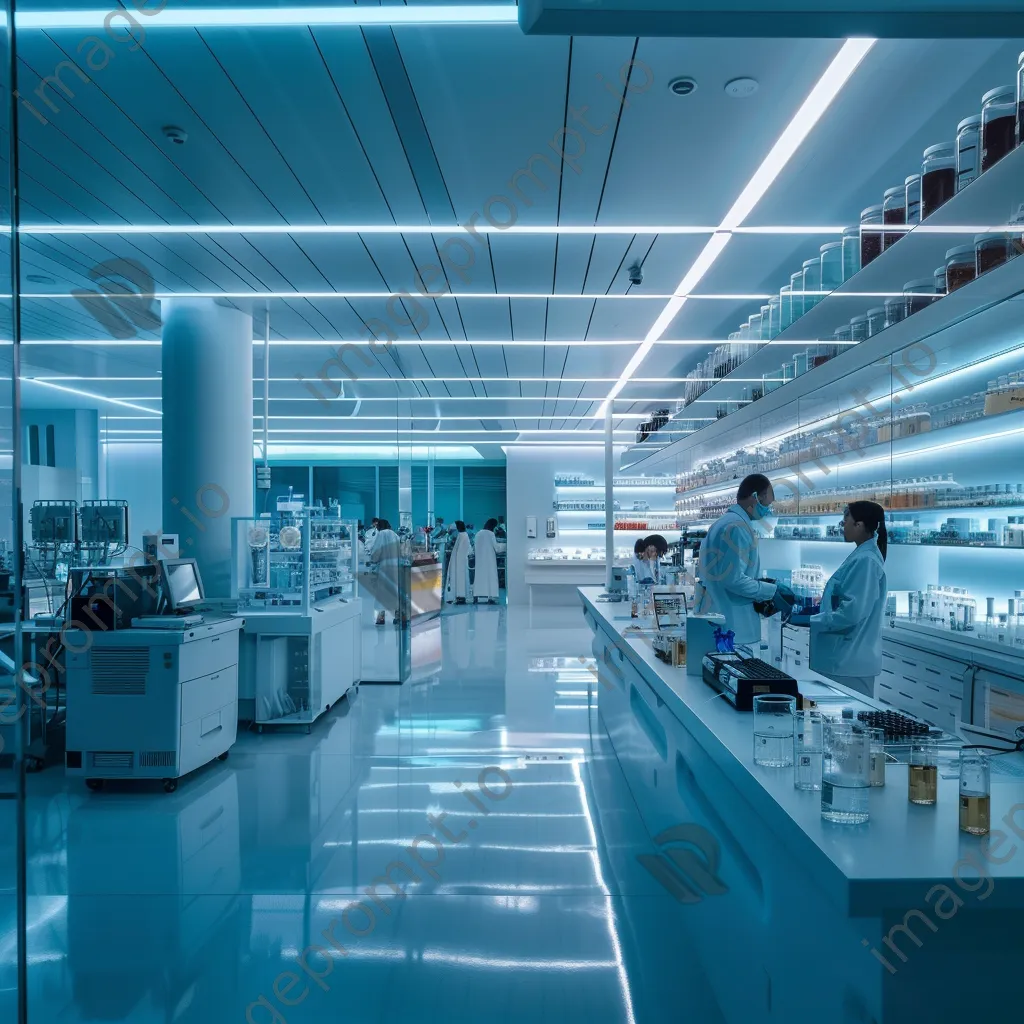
579;586;1024;1024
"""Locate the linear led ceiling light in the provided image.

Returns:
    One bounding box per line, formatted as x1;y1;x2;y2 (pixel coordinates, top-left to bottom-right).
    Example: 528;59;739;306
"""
18;224;849;237
24;377;161;414
598;37;875;417
17;6;518;29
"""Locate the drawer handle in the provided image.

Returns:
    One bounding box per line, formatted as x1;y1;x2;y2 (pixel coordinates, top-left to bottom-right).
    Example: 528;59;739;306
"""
212;637;220;643
211;674;220;681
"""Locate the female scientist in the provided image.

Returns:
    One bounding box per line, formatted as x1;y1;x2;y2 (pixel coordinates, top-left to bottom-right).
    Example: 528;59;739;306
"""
630;538;654;583
794;501;888;697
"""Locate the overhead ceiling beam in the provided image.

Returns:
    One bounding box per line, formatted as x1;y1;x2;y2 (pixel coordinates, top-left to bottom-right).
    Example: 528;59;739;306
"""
519;0;1024;37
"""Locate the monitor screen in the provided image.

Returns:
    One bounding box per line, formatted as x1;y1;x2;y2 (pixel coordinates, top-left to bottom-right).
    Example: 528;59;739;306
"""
163;559;204;610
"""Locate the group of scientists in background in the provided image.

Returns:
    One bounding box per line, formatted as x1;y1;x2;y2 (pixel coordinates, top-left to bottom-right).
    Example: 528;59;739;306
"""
444;519;501;607
695;473;887;697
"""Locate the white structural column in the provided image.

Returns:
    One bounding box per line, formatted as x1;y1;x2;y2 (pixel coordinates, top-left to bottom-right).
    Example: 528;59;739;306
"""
161;298;254;598
605;406;614;590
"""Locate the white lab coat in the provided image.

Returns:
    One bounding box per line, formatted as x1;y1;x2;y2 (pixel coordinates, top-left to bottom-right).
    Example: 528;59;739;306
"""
809;537;887;678
368;528;401;615
630;554;658;584
472;529;500;599
445;531;472;602
694;504;776;645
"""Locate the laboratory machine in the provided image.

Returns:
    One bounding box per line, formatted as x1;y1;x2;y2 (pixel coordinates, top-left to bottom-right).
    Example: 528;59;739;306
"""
232;508;361;729
64;558;242;792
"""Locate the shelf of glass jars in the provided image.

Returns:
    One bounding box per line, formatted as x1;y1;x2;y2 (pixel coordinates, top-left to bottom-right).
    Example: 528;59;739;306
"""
622;142;1024;471
553;475;675;488
669;403;1024;507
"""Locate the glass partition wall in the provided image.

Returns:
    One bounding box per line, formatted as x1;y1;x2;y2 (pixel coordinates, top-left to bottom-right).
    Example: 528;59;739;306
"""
0;1;25;1019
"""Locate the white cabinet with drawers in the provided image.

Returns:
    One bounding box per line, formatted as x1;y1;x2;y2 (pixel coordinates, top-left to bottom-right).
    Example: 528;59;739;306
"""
65;616;243;792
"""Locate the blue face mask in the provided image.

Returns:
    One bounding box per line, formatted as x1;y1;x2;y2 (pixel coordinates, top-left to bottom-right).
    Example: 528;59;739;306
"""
753;497;773;520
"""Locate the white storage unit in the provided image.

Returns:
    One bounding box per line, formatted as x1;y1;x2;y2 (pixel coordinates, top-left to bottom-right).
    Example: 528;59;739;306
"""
237;596;362;729
64;617;242;792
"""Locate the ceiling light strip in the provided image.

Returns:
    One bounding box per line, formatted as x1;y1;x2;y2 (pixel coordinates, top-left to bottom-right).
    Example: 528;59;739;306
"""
16;6;519;30
598;37;875;417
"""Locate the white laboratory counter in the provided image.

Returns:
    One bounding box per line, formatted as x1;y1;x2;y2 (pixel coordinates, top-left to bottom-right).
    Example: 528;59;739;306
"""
580;586;1024;1024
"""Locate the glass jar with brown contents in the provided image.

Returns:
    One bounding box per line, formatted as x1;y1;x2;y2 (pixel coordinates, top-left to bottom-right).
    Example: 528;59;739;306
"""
920;142;956;218
882;186;906;250
956;115;981;191
859;205;883;267
945;245;977;293
975;233;1016;276
981;85;1017;172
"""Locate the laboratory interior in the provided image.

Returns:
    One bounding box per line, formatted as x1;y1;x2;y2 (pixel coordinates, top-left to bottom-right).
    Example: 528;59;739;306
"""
2;3;1024;1023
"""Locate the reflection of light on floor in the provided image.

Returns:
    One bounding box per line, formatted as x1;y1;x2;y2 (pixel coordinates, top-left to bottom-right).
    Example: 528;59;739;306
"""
489;894;539;913
554;705;591;711
573;758;637;1024
422;951;619;970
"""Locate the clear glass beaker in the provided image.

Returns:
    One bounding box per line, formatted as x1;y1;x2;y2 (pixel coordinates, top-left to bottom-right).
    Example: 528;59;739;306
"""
908;738;939;805
802;259;822;311
869;727;886;787
866;307;887;338
753;694;795;767
841;225;861;281
821;721;871;824
849;315;869;342
956;114;981;192
921;142;956;218
790;270;805;322
794;710;824;790
959;750;990;835
981;85;1017;172
819;240;843;292
779;285;794;332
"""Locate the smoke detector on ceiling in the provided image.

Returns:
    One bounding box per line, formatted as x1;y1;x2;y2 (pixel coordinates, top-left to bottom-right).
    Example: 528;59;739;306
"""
724;77;759;98
668;77;697;96
162;126;188;145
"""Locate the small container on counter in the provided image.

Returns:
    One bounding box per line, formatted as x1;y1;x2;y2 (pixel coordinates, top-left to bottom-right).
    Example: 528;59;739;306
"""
849;314;869;342
833;324;853;345
903;278;941;318
920;142;956;218
802;258;822;311
909;736;939;806
884;296;906;329
793;349;809;376
945;245;977;293
904;173;922;225
956;114;982;191
819;240;844;292
868;728;886;787
981;85;1018;172
748;312;763;340
959;751;990;836
760;304;772;341
780;285;794;332
975;233;1016;276
933;265;948;295
882;186;907;249
860;205;883;267
841;225;861;282
790;270;806;322
866;307;887;337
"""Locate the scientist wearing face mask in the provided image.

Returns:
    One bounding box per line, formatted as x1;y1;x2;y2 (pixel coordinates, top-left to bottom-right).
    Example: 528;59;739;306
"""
790;501;888;697
695;474;796;645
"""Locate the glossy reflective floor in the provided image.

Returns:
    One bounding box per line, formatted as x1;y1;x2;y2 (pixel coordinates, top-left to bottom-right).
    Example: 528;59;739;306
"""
7;603;726;1023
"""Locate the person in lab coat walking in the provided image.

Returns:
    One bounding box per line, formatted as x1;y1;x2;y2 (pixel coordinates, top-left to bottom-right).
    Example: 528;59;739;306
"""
791;501;888;697
368;519;401;625
445;521;472;605
472;519;501;604
694;474;796;646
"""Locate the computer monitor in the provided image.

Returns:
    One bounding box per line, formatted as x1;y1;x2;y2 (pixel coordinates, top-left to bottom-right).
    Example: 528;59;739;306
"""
160;558;205;612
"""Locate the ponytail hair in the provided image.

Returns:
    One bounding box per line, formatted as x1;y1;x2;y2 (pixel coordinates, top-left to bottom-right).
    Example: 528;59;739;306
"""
848;500;887;560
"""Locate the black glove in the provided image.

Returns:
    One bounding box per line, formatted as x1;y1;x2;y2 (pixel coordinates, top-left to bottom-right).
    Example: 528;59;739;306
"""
788;612;812;627
774;582;797;606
